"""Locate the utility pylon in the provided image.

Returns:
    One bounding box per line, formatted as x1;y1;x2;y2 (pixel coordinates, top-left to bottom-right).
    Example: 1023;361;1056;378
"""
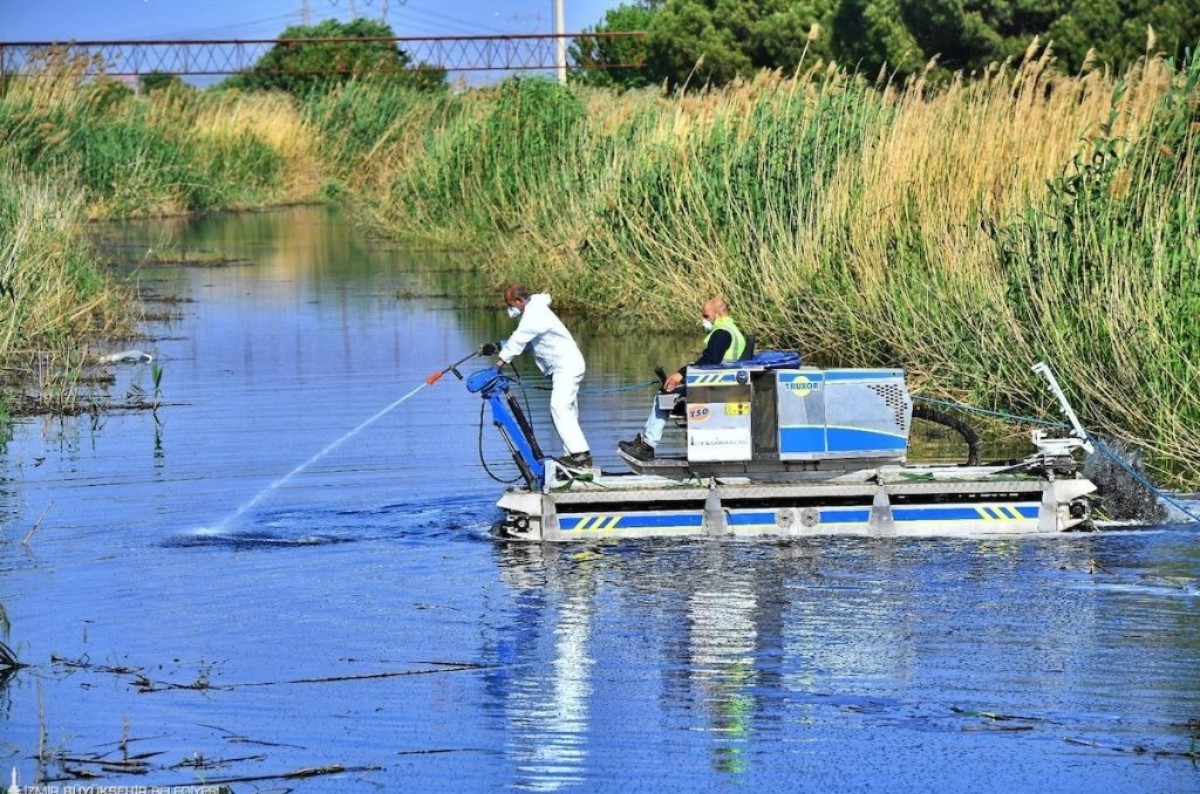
554;0;566;83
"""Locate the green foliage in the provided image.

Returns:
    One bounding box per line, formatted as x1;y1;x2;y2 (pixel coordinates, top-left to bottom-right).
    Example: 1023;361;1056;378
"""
0;102;68;174
975;62;1200;476
613;0;1199;87
394;78;586;231
84;77;134;111
0;90;286;215
0;393;10;443
829;0;1200;79
304;79;458;170
335;46;1200;481
69;113;282;213
1048;2;1200;73
646;0;833;89
831;0;924;76
222;18;446;96
606;74;884;269
0;168;125;384
570;2;660;89
1110;55;1200;376
140;71;188;94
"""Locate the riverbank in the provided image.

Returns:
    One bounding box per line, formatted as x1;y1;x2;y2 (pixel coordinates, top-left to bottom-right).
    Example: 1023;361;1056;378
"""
2;49;1197;485
312;51;1198;486
0;171;134;419
0;55;325;421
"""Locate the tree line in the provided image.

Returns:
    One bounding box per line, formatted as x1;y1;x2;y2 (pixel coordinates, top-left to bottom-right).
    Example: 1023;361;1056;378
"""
572;0;1200;89
134;2;1198;96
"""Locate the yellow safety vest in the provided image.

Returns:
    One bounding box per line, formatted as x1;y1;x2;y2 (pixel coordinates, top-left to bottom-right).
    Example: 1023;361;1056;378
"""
707;316;746;362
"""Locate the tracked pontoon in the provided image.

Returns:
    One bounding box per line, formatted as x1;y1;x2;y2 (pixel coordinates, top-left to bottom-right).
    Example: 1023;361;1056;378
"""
465;354;1095;542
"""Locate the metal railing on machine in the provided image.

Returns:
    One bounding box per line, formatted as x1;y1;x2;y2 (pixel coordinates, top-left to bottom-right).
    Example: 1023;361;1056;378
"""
0;32;644;80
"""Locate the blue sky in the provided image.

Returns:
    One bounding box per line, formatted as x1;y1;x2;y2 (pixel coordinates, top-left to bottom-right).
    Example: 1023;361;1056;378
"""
0;0;625;41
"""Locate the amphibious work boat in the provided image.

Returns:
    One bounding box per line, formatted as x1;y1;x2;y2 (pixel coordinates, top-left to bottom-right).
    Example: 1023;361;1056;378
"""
464;354;1096;542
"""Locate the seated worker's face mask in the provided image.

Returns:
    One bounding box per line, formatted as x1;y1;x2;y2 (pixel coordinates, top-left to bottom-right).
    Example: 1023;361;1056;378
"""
701;318;714;331
507;305;522;319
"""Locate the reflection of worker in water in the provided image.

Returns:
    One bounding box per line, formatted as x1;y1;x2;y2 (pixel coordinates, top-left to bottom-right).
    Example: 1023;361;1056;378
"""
495;283;592;469
487;543;598;791
619;295;746;461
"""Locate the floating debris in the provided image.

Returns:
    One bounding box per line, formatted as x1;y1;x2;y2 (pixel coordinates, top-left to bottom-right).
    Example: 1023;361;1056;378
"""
95;349;153;365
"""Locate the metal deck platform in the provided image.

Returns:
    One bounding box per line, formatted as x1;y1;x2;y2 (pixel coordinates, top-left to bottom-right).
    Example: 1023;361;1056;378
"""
495;462;1095;541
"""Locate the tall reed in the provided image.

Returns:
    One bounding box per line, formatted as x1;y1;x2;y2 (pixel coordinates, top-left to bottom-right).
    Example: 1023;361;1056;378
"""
3;45;1194;483
0;51;325;415
325;50;1198;485
0;170;133;407
0;51;322;217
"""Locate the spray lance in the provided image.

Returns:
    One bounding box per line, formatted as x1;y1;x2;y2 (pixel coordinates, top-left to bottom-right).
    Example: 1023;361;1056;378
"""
424;346;496;386
211;344;502;528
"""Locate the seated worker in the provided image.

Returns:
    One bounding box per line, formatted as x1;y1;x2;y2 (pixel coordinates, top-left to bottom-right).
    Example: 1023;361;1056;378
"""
619;295;745;461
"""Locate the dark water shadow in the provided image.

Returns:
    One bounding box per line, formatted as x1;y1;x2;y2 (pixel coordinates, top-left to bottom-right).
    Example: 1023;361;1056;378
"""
162;495;498;550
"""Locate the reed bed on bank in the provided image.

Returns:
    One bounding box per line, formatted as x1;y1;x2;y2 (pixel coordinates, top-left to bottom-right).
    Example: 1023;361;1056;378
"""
2;45;1195;483
317;47;1198;484
0;52;322;217
0;171;134;410
0;53;323;417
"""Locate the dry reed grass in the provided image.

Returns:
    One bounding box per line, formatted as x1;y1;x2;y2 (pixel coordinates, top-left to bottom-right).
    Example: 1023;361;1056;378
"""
0;174;136;410
332;46;1196;483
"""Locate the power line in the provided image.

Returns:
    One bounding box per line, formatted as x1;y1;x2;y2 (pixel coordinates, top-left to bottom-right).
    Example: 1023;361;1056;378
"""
298;0;497;36
389;2;513;36
136;13;302;41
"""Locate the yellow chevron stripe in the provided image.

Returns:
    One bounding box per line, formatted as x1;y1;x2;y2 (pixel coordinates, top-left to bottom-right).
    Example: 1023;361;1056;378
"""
691;374;737;385
578;515;619;531
978;505;1022;521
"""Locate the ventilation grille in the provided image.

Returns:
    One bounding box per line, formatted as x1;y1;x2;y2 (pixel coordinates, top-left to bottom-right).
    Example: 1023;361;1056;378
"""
870;383;910;431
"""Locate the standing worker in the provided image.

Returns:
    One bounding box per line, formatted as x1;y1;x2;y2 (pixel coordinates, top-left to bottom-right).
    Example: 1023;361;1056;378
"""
494;284;592;469
619;296;746;461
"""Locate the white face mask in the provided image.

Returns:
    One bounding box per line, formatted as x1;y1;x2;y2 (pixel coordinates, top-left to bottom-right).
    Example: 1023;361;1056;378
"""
506;305;522;319
701;319;714;332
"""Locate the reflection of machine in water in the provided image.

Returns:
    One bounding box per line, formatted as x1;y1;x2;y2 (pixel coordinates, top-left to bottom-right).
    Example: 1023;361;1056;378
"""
484;544;597;792
486;537;1108;783
683;581;759;774
485;541;889;780
485;541;830;780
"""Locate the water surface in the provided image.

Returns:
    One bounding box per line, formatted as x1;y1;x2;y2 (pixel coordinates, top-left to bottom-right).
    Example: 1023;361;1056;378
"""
0;207;1197;793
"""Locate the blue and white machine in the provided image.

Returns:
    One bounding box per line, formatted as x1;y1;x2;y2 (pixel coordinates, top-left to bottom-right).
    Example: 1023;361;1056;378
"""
661;353;913;468
466;353;1096;542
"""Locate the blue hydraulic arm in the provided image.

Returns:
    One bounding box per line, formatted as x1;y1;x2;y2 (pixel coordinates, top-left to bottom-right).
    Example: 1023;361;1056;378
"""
466;368;546;491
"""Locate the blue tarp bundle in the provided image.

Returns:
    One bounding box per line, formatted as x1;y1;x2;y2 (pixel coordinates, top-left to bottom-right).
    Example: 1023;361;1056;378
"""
708;350;803;370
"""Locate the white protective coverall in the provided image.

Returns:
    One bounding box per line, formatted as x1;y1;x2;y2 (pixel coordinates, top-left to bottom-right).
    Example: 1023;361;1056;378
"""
498;293;590;456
